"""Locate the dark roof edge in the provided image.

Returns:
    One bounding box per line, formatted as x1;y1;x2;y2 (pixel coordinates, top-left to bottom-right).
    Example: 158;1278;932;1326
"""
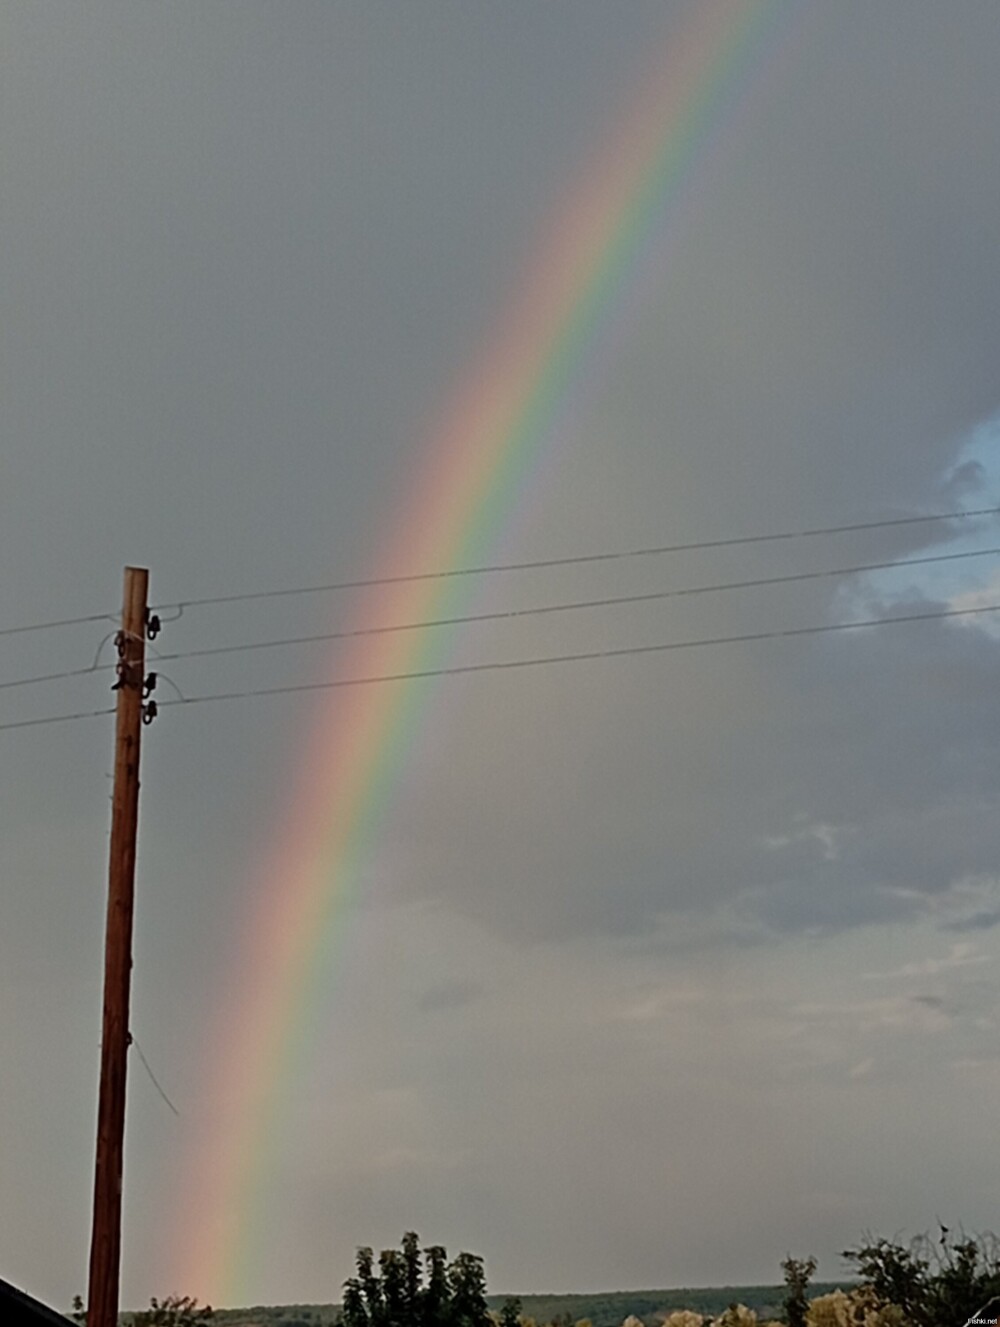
0;1275;74;1326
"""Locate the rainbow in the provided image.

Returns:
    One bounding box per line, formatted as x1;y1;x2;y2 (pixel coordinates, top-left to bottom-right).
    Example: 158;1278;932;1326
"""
169;0;791;1302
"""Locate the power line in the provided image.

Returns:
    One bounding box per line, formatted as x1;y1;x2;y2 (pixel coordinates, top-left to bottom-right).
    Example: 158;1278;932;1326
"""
0;629;122;693
130;1035;180;1119
0;611;115;640
0;706;116;733
149;600;1000;712
147;543;1000;667
7;543;998;694
4;542;1000;710
2;600;997;734
149;504;1000;612
0;662;112;694
2;506;997;641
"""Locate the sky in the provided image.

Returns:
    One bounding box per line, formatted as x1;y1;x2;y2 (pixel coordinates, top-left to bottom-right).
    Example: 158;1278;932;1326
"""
3;0;1000;1314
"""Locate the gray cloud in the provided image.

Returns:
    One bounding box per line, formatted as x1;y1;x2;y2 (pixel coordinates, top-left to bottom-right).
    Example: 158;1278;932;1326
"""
942;910;1000;934
5;0;1000;1311
385;601;1000;944
416;979;486;1013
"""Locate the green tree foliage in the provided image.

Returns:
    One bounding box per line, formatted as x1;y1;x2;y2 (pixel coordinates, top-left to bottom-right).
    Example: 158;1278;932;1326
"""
342;1234;493;1327
425;1245;450;1327
131;1296;215;1327
842;1228;1000;1327
448;1253;489;1327
70;1294;213;1327
497;1297;522;1327
403;1232;424;1322
781;1257;816;1327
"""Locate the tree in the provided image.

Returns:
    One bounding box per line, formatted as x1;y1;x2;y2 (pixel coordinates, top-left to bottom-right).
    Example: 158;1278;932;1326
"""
343;1234;492;1327
71;1295;212;1327
358;1247;387;1327
403;1230;424;1323
782;1257;817;1327
344;1274;370;1327
448;1252;489;1327
381;1249;408;1327
843;1227;1000;1327
498;1297;523;1327
130;1296;214;1327
424;1245;449;1327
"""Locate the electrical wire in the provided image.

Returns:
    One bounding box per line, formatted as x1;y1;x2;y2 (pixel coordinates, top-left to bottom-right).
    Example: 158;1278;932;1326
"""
2;505;997;640
0;631;158;694
0;706;116;733
2;600;997;733
149;600;1000;712
4;540;1000;707
0;661;114;693
0;611;116;639
148;543;1000;668
7;543;998;693
148;504;1000;613
130;1035;180;1118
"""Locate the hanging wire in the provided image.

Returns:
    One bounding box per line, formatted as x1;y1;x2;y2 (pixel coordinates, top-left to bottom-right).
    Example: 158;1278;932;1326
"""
147;504;1000;614
0;611;117;640
130;1034;180;1118
3;505;997;639
2;600;998;734
148;600;1000;712
147;543;1000;668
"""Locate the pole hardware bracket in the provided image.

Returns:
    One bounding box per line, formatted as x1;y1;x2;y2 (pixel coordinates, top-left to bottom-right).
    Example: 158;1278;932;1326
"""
146;612;161;641
142;701;158;725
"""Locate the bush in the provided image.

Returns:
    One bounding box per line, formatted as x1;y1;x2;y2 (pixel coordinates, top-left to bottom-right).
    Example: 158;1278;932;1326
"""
843;1228;1000;1327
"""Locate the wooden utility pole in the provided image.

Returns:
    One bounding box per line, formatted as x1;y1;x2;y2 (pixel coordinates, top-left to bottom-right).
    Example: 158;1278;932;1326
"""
87;566;149;1327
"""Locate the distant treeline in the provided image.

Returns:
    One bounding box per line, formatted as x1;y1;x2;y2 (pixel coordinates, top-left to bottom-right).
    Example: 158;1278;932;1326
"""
206;1284;850;1327
211;1308;339;1327
119;1224;1000;1327
492;1287;850;1326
